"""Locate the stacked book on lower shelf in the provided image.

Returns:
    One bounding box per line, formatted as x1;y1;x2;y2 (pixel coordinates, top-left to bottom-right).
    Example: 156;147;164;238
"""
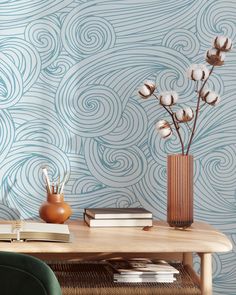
108;259;179;283
84;208;153;227
49;261;201;295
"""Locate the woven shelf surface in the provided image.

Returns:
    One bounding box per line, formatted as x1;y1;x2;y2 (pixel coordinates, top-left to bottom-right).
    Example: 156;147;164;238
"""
48;262;201;295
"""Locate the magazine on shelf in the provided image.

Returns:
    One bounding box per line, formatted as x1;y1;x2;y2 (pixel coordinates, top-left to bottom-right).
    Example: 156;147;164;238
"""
108;259;179;283
114;277;176;283
85;208;153;219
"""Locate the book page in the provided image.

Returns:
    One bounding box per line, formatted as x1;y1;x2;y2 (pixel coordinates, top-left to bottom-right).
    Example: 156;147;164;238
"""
20;222;70;242
0;224;13;233
21;222;70;234
0;224;16;240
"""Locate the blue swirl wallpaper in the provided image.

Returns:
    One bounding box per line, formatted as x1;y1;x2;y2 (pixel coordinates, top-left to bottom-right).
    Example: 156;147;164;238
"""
0;0;235;293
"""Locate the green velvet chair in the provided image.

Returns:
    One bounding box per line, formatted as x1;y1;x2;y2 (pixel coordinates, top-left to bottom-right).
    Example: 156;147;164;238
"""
0;251;62;295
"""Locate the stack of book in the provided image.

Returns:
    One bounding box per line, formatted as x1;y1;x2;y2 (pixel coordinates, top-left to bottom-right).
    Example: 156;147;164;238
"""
108;259;179;283
84;208;153;227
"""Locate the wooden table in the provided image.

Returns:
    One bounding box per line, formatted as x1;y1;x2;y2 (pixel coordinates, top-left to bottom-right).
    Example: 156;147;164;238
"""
0;220;232;295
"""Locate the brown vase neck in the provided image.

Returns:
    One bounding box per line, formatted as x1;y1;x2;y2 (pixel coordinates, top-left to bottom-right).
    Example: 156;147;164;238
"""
47;193;64;203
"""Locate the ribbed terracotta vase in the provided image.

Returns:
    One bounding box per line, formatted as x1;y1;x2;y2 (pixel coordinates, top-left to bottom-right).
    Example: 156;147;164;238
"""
39;193;72;224
167;154;193;228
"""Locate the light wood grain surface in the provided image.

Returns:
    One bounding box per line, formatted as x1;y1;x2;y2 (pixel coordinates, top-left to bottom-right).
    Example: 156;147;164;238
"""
0;219;232;255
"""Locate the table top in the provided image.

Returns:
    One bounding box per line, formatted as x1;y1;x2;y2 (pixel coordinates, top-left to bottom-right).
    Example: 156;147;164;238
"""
0;220;232;255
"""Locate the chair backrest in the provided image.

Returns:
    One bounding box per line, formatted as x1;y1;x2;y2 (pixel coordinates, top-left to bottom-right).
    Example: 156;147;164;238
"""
0;251;62;295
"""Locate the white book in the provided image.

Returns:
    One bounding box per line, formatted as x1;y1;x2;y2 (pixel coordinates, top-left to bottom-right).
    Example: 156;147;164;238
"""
109;259;179;282
115;264;179;275
85;208;153;219
114;277;176;283
84;214;152;227
114;273;175;279
0;221;70;242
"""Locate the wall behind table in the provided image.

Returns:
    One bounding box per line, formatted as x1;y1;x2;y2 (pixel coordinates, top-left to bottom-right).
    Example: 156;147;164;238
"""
0;0;235;294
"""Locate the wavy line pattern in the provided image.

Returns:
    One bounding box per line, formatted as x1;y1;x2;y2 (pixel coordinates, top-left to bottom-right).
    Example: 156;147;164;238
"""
56;84;122;137
0;38;41;92
25;17;61;68
0;0;74;32
0;0;235;293
62;11;116;59
84;138;147;187
196;1;236;49
162;29;201;59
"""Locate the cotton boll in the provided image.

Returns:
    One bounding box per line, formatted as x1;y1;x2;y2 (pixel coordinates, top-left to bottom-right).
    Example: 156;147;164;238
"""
145;80;156;89
206;48;225;66
170;91;178;104
160;91;178;106
213;36;233;52
159;127;172;138
138;80;156;98
216;36;226;47
175;109;184;122
175;107;194;122
193;69;203;81
162;92;171;105
187;64;209;81
184;107;194;119
155;120;168;131
200;89;220;106
199;64;209;79
155;120;172;138
186;64;197;79
139;85;151;97
207;93;220;105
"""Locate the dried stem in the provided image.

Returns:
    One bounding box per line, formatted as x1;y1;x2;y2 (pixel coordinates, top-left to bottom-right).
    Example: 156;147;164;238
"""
199;101;207;111
153;93;185;155
185;122;193;133
195;81;199;93
186;65;215;155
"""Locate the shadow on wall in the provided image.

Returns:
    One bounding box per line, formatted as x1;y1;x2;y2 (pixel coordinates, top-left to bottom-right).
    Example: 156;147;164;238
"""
0;178;21;219
0;176;41;221
0;203;20;220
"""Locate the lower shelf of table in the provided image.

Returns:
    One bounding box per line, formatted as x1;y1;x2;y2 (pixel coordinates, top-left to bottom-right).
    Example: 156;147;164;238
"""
48;261;201;295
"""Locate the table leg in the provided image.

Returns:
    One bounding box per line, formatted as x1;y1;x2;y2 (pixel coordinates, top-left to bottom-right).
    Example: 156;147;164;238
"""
200;253;212;295
183;252;193;267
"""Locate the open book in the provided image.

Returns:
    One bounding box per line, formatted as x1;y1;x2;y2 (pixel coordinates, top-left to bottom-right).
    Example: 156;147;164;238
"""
0;221;70;242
